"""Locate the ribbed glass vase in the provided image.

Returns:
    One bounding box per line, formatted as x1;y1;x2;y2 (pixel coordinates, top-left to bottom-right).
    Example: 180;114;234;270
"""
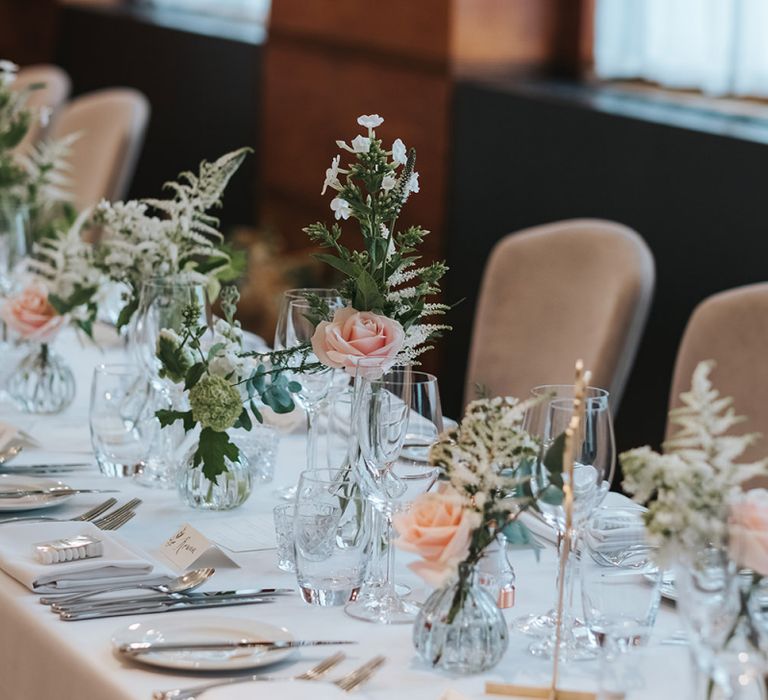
413;562;509;674
7;343;75;414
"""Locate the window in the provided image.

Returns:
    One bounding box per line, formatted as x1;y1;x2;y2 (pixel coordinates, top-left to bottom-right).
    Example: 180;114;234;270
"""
594;0;768;98
145;0;270;23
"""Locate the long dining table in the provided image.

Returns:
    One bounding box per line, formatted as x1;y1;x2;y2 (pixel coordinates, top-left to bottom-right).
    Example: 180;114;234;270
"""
0;328;691;700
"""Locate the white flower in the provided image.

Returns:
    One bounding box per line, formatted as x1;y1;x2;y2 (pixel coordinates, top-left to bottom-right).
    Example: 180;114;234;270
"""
407;172;420;194
330;197;352;220
350;135;371;154
391;138;407;165
357;114;384;130
0;60;18;86
321;155;342;195
381;174;397;193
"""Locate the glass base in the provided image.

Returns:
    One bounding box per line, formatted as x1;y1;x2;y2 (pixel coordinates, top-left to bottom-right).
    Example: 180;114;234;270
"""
514;609;557;636
274;484;297;501
300;585;359;606
344;586;421;624
133;457;176;489
528;625;598;661
96;458;145;478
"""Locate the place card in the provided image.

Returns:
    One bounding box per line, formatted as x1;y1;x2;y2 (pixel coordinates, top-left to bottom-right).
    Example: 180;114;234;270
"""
157;523;240;571
191;515;276;553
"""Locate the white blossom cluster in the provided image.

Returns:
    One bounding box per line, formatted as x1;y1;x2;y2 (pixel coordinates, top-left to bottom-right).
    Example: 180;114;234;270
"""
95;148;249;304
621;360;768;561
428;395;540;513
207;317;253;383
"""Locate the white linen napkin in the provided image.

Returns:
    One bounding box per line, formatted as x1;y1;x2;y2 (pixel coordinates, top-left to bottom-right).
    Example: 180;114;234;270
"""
585;507;647;552
0;521;169;592
0;422;40;452
207;680;356;700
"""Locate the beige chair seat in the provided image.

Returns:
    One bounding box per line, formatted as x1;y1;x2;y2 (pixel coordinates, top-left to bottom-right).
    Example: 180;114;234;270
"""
48;87;150;211
666;282;768;464
464;219;655;412
11;64;71;154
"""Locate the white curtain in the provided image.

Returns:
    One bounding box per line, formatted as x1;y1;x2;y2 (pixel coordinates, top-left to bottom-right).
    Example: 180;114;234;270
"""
594;0;768;97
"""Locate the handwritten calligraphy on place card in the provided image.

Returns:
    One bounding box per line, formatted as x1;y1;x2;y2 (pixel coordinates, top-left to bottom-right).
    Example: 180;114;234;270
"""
158;523;239;571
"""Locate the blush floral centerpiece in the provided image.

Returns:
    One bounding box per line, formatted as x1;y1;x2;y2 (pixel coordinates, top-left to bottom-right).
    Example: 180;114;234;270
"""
397;396;565;674
621;361;768;698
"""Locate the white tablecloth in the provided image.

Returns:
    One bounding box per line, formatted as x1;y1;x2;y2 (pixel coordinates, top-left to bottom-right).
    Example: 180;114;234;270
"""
0;329;692;700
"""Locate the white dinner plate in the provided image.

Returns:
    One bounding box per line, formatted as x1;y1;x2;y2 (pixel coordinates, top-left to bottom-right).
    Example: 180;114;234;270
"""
0;475;74;511
111;617;295;671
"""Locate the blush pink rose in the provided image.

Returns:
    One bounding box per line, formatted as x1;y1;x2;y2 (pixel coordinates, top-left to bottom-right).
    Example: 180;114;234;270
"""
0;283;63;342
393;492;478;587
310;306;404;376
729;489;768;576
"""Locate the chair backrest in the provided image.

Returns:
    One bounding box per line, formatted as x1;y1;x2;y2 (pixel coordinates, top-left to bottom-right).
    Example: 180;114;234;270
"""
464;219;655;412
11;64;71;154
666;283;768;463
48;87;150;210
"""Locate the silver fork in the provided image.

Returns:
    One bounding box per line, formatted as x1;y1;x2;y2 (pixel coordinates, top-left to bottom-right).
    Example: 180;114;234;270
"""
335;656;387;692
98;510;136;531
0;497;118;526
152;651;347;700
92;498;141;530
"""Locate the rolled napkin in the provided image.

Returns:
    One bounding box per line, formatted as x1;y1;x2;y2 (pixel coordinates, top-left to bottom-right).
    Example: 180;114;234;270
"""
0;521;168;592
585;506;647;553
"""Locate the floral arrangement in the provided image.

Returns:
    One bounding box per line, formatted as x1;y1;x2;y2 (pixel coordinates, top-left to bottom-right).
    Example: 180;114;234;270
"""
306;114;449;372
621;360;768;562
94;148;249;328
394;396;563;619
154;114;451;481
154;286;320;482
0;60;78;241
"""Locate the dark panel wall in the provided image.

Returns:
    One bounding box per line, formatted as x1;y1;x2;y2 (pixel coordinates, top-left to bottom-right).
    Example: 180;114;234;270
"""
446;80;768;457
55;4;263;227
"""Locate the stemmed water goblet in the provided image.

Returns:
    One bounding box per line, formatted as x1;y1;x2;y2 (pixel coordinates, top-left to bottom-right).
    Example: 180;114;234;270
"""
345;366;442;624
522;385;615;660
129;278;210;487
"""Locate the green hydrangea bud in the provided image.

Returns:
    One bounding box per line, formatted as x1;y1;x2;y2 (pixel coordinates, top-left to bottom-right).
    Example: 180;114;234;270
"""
189;374;242;432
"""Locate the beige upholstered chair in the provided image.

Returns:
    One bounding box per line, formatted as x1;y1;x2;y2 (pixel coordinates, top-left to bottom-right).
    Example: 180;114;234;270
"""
666;283;768;464
11;64;71;154
464;219;655;412
48;88;150;211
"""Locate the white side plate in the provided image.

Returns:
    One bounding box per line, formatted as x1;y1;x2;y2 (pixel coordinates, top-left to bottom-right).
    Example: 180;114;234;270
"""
0;475;74;511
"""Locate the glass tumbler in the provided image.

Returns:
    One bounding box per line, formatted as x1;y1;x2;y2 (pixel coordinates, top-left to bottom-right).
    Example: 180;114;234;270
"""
89;364;154;477
294;468;368;606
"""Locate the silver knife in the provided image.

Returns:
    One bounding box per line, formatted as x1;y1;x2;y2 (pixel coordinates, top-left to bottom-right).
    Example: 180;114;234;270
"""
0;488;119;498
60;595;276;621
52;588;295;613
119;639;357;655
0;463;91;470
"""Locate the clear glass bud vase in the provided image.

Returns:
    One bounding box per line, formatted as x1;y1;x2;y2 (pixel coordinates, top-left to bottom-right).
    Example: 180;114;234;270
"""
413;562;509;674
177;436;253;510
7;343;75;414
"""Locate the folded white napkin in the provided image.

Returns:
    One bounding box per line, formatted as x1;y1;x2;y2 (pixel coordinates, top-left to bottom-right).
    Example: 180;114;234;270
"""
585;507;647;552
519;490;642;546
0;521;167;592
207;680;352;700
0;422;40;452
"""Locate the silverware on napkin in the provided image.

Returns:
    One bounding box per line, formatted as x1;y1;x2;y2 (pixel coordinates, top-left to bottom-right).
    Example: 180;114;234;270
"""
0;488;119;499
51;588;295;613
119;639;357;655
60;594;277;620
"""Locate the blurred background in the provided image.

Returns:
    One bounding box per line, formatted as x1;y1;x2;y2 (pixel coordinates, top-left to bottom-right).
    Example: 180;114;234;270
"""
4;0;768;457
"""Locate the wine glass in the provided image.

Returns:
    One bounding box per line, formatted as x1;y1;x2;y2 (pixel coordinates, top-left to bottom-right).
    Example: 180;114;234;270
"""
523;385;615;659
0;200;27;297
345;367;442;624
129;278;210;487
273;288;345;350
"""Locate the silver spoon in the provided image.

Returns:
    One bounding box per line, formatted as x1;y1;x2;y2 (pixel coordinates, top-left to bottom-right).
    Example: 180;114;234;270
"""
0;445;23;465
49;567;216;608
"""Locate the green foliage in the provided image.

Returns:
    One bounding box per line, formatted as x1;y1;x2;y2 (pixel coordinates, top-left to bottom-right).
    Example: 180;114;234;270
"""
193;427;241;483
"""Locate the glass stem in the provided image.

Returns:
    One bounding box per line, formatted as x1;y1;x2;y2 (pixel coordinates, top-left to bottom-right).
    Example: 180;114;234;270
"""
305;405;317;471
366;506;385;586
383;511;397;596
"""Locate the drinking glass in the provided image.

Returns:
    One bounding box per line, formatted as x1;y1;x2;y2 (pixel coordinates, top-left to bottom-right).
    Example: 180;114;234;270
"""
525;386;615;660
232;423;280;483
294;468;367;606
273;503;296;573
346;368;442;624
0;199;28;296
89;364;154;477
130;278;210;487
273;288;345;350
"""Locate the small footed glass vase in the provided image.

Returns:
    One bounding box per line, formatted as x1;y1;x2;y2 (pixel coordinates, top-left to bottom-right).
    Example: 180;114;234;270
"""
413;562;509;674
7;342;75;414
177;437;253;510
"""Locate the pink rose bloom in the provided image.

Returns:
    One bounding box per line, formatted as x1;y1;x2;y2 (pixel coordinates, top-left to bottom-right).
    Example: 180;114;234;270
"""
0;283;64;342
310;306;404;377
393;491;478;587
729;489;768;576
